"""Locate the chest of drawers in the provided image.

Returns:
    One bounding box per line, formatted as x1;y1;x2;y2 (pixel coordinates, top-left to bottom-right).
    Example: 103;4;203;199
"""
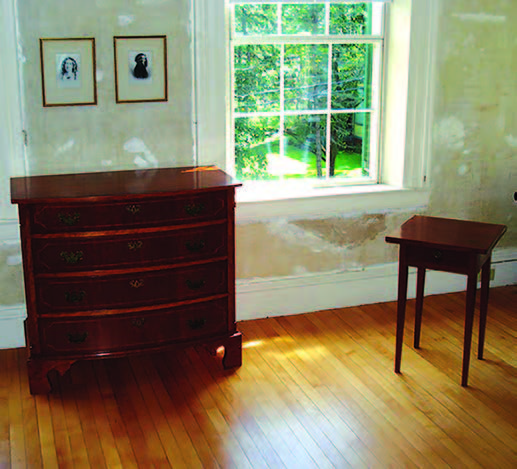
11;166;242;394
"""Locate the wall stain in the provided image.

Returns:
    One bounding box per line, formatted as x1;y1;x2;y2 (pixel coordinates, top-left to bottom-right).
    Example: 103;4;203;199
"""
292;214;387;247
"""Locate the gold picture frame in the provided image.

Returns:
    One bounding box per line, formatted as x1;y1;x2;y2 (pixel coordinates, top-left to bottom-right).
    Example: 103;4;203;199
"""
113;35;168;103
39;37;97;107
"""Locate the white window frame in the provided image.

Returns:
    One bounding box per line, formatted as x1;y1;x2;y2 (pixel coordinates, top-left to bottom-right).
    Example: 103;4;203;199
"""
194;0;437;221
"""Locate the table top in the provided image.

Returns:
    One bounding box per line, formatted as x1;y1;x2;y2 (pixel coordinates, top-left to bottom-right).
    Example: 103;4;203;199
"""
11;166;242;204
385;215;507;254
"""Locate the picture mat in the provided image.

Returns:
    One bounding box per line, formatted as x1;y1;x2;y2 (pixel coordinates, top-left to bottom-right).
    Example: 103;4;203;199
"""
114;36;167;103
40;38;96;106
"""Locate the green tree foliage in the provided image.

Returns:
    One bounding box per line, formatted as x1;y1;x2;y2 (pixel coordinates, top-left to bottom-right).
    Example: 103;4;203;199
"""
233;2;373;180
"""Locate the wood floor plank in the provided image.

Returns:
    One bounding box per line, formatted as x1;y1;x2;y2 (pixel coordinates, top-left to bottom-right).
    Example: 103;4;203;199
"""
129;355;198;469
136;354;205;469
92;360;138;469
34;394;59;469
154;352;221;468
0;286;515;469
0;349;12;468
106;357;170;468
187;346;289;469
18;350;43;469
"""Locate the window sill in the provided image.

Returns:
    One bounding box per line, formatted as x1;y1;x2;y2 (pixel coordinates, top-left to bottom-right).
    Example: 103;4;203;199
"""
235;181;430;223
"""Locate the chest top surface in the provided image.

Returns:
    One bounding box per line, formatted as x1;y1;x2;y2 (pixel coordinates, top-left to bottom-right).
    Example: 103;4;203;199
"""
11;166;241;204
385;215;507;254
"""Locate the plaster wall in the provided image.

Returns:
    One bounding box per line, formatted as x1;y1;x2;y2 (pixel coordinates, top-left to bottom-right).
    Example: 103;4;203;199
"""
17;0;194;176
1;0;515;311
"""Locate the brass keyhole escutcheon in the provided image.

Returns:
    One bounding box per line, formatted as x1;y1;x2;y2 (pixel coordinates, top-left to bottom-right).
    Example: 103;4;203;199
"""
184;202;205;216
128;240;143;251
131;318;146;328
126;204;141;215
186;279;206;290
67;332;88;344
65;290;86;304
60;250;84;265
58;212;81;226
129;279;144;289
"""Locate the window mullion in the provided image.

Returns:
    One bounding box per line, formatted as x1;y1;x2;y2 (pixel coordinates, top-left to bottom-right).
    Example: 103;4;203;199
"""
325;42;332;180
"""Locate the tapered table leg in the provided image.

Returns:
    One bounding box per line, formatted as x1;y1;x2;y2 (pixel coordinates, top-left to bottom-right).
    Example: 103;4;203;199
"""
414;267;426;348
462;274;477;387
478;257;491;360
395;248;409;374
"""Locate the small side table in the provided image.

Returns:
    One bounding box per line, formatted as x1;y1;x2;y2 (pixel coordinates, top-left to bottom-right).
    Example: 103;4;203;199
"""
386;216;507;386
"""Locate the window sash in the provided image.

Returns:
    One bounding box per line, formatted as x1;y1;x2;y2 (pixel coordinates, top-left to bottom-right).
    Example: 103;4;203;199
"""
229;0;385;183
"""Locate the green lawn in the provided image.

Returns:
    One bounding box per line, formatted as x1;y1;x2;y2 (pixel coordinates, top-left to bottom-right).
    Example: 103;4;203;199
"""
243;137;363;179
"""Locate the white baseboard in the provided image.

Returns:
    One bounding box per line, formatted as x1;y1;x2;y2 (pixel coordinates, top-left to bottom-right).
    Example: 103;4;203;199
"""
1;249;515;349
236;248;517;321
0;304;25;349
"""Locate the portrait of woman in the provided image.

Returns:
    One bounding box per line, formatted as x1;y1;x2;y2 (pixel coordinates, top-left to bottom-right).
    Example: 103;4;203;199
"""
56;54;81;88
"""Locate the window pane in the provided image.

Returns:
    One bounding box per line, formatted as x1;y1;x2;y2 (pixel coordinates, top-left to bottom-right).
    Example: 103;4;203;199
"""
330;3;383;35
282;4;325;35
331;44;373;110
235;116;279;180
283;115;327;178
234;5;278;36
234;45;280;113
284;44;328;112
330;112;371;178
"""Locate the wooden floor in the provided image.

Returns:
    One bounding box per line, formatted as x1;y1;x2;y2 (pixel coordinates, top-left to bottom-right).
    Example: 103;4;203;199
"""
1;286;516;469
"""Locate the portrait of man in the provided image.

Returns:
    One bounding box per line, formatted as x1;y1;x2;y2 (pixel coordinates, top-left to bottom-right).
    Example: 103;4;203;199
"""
129;50;152;83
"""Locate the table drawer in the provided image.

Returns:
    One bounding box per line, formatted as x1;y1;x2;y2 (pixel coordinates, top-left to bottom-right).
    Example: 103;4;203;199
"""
31;192;227;233
38;298;228;354
32;223;228;273
36;261;228;313
405;245;474;274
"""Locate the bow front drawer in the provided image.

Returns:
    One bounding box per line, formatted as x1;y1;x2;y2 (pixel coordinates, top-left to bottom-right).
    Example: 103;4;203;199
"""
32;223;228;273
38;298;228;354
36;261;228;313
31;192;228;233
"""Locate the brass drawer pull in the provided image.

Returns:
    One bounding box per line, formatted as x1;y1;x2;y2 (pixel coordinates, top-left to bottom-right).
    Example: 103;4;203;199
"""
186;279;206;290
65;290;86;304
128;240;143;251
131;318;146;327
126;204;141;215
184;202;205;216
60;250;84;264
185;240;205;253
67;332;88;344
58;212;81;226
129;279;144;289
188;318;206;330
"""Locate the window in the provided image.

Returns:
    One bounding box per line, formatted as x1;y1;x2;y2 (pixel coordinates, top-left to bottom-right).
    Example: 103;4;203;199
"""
228;0;390;186
194;0;435;217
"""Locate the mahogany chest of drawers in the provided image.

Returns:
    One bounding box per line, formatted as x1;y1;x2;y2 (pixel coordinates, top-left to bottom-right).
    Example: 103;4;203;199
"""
11;166;242;394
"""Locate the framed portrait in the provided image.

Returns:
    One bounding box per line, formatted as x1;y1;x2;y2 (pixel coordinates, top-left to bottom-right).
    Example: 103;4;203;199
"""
113;35;168;103
39;38;97;107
